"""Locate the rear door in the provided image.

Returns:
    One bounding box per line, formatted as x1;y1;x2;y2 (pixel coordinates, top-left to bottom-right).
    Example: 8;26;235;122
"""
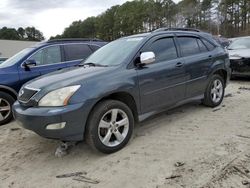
176;35;214;98
62;44;94;67
137;35;186;113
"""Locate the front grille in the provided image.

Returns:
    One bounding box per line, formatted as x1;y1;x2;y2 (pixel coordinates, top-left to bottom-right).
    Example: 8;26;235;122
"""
18;87;39;103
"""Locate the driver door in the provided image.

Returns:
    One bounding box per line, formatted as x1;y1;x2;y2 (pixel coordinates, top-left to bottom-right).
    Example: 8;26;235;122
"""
137;35;186;114
18;45;64;87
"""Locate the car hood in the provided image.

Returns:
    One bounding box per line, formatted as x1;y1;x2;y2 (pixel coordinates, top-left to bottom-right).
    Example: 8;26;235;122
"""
24;66;114;91
228;49;250;60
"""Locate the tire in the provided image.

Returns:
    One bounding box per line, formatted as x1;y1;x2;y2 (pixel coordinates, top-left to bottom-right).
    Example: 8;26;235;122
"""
0;92;15;126
85;100;134;154
202;74;225;107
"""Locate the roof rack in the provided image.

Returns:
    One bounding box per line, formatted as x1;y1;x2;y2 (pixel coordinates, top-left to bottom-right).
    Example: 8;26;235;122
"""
47;38;104;43
153;27;201;33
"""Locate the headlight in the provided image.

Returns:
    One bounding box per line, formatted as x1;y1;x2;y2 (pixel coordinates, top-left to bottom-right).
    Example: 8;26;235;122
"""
38;85;80;107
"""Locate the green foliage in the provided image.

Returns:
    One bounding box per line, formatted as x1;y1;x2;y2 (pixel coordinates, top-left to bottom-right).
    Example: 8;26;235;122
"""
0;26;44;41
52;0;250;40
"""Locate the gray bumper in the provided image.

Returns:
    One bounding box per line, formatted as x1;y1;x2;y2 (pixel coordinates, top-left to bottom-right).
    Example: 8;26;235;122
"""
13;101;90;141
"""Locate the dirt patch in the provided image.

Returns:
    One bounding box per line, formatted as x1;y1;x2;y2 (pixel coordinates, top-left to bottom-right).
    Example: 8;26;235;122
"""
1;80;250;188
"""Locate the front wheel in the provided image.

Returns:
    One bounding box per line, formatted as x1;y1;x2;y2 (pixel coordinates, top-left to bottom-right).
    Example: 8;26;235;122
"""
202;74;225;107
0;92;15;126
86;100;134;154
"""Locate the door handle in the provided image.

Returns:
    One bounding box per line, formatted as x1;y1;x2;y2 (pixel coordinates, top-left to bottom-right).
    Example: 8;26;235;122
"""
176;62;183;68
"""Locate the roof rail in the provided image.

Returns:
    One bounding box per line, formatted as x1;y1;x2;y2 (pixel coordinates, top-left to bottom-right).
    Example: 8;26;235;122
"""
47;38;104;43
153;27;201;33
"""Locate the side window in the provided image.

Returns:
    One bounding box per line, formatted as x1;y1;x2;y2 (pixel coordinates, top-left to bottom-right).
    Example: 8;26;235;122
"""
64;44;93;61
43;46;61;65
197;39;208;53
202;39;215;51
29;50;43;65
150;38;178;63
178;37;200;57
28;46;61;65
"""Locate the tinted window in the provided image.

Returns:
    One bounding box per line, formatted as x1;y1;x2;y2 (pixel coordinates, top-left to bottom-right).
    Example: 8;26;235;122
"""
150;38;177;62
29;46;61;65
178;37;200;57
197;39;208;53
202;39;215;51
64;44;92;61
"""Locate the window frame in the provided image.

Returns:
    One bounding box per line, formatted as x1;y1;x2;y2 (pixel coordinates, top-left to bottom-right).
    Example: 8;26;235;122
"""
23;44;63;68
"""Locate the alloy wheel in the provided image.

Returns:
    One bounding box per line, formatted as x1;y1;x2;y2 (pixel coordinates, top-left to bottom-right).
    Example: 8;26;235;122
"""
98;109;129;147
0;98;11;122
211;79;223;103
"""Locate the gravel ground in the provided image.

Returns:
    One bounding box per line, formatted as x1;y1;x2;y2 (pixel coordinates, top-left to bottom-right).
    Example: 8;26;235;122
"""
0;80;250;188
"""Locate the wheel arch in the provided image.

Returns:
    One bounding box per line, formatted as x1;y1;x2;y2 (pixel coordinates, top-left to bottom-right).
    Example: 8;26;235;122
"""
87;91;139;124
0;85;17;100
212;69;227;84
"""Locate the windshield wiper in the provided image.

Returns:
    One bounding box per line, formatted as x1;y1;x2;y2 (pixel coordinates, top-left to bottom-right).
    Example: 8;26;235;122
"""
78;62;108;67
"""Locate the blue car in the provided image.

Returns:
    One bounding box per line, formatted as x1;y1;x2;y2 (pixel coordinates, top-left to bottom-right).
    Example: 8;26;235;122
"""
0;39;107;125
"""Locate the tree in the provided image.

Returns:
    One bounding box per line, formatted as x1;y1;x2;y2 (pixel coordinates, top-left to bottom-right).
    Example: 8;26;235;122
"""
0;26;45;41
25;27;44;41
51;0;250;40
0;27;20;40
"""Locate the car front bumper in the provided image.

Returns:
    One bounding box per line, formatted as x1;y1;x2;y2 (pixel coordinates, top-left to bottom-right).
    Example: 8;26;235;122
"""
13;101;91;141
230;58;250;75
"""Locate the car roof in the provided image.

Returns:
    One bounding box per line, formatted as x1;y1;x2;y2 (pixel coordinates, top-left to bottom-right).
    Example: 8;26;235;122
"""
33;38;107;48
125;28;212;39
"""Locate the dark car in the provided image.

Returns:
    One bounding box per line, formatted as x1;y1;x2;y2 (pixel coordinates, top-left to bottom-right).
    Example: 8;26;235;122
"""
13;28;230;153
0;39;106;125
228;36;250;77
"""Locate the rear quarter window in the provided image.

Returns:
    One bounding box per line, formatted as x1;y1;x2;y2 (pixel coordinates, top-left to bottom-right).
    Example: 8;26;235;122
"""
197;39;208;53
64;44;93;61
202;39;216;51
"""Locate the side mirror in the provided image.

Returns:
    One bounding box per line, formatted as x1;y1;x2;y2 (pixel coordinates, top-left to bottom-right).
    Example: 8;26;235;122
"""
23;59;37;70
140;52;155;65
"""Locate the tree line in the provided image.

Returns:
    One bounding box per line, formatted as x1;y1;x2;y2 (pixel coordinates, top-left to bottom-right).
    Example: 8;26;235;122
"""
51;0;250;41
0;26;44;41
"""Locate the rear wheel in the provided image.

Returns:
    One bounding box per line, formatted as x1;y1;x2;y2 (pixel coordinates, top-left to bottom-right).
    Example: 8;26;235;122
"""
86;100;134;154
202;74;225;107
0;92;15;126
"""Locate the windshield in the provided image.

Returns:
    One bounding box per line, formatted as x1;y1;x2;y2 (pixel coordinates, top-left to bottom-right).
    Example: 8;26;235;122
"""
0;48;34;68
228;38;250;50
82;37;144;66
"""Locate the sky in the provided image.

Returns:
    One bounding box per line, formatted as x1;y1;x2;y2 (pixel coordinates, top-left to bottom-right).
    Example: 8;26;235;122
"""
0;0;180;39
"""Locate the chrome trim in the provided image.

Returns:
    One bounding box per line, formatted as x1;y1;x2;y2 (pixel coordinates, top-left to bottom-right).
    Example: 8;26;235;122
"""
20;43;101;69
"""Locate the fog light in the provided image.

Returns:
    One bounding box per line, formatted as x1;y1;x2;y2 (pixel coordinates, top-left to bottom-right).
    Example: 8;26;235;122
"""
46;122;66;130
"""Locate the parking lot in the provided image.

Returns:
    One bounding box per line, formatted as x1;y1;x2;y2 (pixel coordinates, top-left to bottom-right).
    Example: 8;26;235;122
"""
0;80;249;188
